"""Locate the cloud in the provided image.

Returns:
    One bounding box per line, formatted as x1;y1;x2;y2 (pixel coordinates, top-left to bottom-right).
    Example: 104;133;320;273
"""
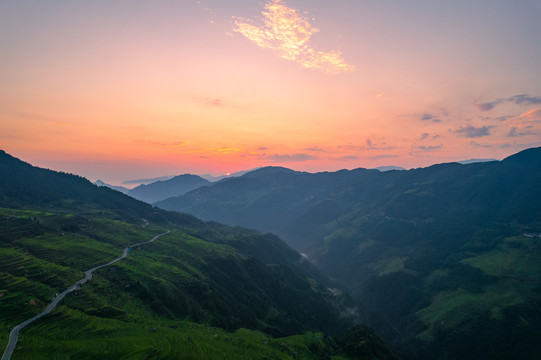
340;140;395;152
475;100;503;112
370;154;399;160
470;141;493;148
135;140;186;147
504;108;541;136
213;147;242;153
475;94;541;111
338;155;359;161
303;146;326;152
257;146;269;151
265;153;318;162
419;133;440;141
412;145;442;152
420;113;442;123
452;125;493;138
202;97;224;107
509;94;541;106
507;127;536;137
233;0;354;74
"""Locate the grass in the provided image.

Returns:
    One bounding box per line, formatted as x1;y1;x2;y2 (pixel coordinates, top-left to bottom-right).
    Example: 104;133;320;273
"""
7;305;343;360
1;206;361;360
415;234;541;341
371;256;407;276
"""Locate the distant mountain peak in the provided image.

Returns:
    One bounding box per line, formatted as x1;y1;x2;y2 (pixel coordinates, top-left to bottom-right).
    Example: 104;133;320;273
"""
93;180;129;194
501;146;541;166
241;166;298;178
127;173;210;204
373;166;406;172
457;158;498;165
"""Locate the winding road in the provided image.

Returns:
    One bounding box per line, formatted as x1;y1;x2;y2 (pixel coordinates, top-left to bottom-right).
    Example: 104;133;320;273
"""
1;229;170;360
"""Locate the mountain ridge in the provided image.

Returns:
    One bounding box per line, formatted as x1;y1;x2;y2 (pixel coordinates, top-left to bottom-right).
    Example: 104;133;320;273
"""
154;147;541;360
127;174;211;203
0;149;397;359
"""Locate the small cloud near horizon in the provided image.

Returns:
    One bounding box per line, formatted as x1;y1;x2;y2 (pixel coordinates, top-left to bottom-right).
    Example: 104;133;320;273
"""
452;125;493;138
135;140;187;147
370;154;399;160
303;146;326;152
264;153;318;163
338;155;359;161
412;144;443;152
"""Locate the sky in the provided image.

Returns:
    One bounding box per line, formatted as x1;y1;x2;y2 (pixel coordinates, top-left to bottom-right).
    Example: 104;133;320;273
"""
1;0;541;184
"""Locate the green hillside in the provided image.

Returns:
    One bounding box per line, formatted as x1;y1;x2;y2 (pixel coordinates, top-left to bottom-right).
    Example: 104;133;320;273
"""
0;150;396;360
154;147;541;359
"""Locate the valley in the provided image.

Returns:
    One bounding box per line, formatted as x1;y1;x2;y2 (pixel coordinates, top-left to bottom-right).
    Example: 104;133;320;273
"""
153;147;541;359
0;150;396;360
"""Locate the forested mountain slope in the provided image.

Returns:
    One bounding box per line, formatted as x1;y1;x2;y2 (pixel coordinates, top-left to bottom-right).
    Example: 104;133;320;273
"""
156;147;541;359
0;150;396;360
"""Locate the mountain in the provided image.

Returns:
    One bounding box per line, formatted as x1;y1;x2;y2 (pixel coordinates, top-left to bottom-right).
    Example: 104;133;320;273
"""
155;147;541;359
94;179;130;194
155;166;377;234
200;167;263;182
0;150;396;360
121;175;175;186
373;166;406;172
457;158;498;164
127;174;211;203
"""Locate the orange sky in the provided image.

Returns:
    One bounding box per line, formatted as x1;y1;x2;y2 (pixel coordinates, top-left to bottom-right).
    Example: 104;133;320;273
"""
1;0;540;183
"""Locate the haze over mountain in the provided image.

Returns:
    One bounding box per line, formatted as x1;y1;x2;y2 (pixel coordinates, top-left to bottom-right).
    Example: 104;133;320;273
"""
156;147;541;359
0;150;397;360
126;174;211;204
457;158;498;164
199;168;263;182
372;166;406;172
94;180;130;194
121;175;176;187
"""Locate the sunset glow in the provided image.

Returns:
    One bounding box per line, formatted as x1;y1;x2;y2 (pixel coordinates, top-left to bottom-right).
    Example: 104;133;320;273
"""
1;0;540;184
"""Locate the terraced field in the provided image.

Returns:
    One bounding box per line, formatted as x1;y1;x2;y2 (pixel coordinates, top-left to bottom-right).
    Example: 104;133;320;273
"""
415;233;541;342
1;206;379;360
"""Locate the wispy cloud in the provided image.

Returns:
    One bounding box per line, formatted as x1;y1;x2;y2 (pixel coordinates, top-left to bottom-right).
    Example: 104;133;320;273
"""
213;147;243;154
452;125;493;138
419;133;441;141
412;145;442;152
303;146;326;152
470;141;493;148
475;100;502;112
507;127;535;137
504;107;541;137
509;94;541;106
340;140;396;152
135;140;186;147
202;97;224;107
338;155;359;161
265;153;318;162
370;154;399;160
233;0;354;74
475;94;541;111
420;113;442;123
